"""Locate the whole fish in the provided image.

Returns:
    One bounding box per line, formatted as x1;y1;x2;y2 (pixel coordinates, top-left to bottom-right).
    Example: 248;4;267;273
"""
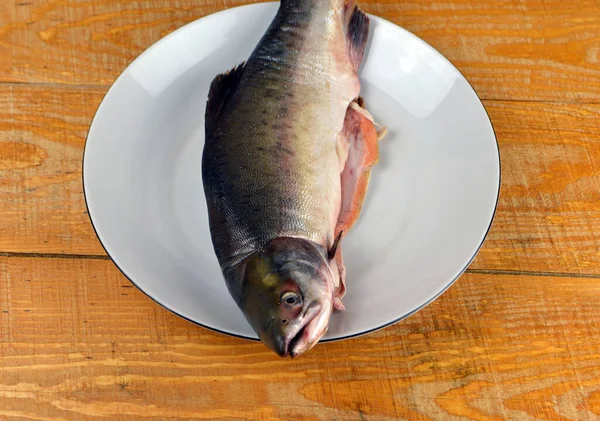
202;0;384;357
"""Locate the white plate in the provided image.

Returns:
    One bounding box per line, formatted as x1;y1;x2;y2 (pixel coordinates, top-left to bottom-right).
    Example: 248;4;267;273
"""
83;2;500;341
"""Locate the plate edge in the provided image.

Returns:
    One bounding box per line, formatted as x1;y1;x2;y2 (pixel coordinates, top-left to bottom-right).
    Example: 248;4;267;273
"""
81;2;502;344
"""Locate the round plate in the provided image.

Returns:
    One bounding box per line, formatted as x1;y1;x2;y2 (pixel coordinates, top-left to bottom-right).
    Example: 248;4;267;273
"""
83;3;500;341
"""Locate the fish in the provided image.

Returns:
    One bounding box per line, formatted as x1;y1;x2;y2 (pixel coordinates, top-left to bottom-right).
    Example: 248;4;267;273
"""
202;0;384;357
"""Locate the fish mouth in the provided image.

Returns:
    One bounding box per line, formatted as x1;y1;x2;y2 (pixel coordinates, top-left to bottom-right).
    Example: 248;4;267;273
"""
288;318;313;358
278;301;324;358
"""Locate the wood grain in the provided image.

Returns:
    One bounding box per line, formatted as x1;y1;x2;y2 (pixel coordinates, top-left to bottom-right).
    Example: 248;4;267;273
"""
2;84;600;274
1;257;600;420
0;85;106;256
1;0;600;102
469;100;600;274
2;0;600;418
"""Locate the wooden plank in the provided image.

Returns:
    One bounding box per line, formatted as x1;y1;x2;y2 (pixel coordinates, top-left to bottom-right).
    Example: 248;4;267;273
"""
0;85;106;256
1;0;600;101
1;257;600;420
2;84;600;273
470;100;600;274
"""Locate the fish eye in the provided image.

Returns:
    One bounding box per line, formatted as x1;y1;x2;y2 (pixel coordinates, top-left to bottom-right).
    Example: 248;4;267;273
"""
281;292;302;306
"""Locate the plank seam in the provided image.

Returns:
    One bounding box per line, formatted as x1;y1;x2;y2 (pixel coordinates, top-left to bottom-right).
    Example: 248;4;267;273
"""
0;252;110;260
1;252;598;279
466;268;600;279
0;81;108;90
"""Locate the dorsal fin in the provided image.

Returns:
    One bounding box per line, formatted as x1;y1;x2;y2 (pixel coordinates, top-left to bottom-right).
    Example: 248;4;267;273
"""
344;1;370;68
205;62;246;127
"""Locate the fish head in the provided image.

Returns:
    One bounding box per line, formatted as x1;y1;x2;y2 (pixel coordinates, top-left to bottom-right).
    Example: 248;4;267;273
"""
240;237;335;358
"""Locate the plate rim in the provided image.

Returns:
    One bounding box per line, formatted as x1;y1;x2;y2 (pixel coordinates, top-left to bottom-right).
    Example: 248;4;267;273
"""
82;1;501;343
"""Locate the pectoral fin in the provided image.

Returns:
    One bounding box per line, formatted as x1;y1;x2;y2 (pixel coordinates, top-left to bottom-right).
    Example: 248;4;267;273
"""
336;98;384;234
331;98;385;308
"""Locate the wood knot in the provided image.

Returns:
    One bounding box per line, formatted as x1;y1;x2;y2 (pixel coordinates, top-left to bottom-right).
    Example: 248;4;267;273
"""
0;142;48;170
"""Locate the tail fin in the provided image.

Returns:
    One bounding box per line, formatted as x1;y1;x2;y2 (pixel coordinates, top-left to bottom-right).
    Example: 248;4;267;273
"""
344;1;370;68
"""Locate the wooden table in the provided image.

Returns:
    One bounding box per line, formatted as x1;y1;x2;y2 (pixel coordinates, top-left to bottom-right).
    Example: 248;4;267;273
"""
1;0;600;419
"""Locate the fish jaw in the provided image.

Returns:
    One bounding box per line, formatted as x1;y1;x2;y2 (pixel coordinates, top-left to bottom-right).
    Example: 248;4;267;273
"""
288;301;333;358
269;300;330;357
259;297;334;358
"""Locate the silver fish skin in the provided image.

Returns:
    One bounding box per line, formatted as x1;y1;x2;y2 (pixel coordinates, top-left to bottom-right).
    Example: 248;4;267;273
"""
202;0;372;357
